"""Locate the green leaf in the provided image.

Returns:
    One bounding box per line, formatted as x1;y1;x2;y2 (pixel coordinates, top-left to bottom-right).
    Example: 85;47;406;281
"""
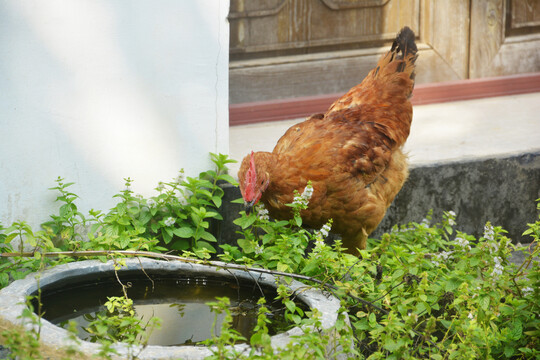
138;210;152;225
479;296;490;311
392;269;404;281
150;221;160;233
197;241;216;253
217;174;237;185
504;345;515;358
445;277;462;292
289;314;301;324
233;213;257;229
211;196;222;208
509;319;522;340
368;312;377;326
237;238;255;253
170;239;190;251
173;227;194;238
5;233;18;243
26;234;37;247
200;231;217;242
277;262;289;272
162;230;172;244
301;260;320;275
204;211;219;219
284;300;296;313
383;339;399;352
0;272;9;288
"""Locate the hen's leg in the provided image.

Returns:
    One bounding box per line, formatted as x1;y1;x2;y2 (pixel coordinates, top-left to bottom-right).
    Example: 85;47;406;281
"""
343;228;368;256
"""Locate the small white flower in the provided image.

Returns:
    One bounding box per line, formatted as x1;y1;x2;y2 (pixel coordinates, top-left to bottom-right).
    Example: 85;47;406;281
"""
440;251;452;260
454;236;471;250
399;226;415;233
431;251;453;267
522;287;533;296
313;238;326;253
292;196;304;206
254;243;263;255
147;199;156;207
420;218;430;228
314;221;332;240
320;223;331;237
447;211;456;226
301;184;314;200
292;194;309;207
156;182;165;192
484;224;495;241
176;170;185;184
164;217;176;227
178;195;188;206
257;205;269;221
491;263;504;278
293;183;314;207
468;312;474;320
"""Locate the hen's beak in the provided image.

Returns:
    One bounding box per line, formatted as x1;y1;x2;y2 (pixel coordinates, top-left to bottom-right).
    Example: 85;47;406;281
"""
244;200;256;214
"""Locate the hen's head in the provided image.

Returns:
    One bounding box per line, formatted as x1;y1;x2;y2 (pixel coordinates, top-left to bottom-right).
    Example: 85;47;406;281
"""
238;151;270;212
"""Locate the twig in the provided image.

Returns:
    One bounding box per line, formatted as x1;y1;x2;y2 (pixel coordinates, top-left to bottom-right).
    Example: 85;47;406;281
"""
1;250;387;312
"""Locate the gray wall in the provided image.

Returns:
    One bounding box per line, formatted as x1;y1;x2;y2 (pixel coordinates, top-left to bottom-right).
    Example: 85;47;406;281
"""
0;0;230;229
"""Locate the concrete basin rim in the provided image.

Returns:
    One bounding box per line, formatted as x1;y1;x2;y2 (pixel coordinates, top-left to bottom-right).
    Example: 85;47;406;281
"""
0;258;342;358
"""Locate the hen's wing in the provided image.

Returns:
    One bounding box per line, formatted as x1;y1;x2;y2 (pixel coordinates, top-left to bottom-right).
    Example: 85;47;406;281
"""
272;111;394;189
272;113;324;155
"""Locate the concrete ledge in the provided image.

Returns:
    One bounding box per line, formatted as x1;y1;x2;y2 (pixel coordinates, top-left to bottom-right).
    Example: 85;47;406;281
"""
217;151;540;247
373;151;540;241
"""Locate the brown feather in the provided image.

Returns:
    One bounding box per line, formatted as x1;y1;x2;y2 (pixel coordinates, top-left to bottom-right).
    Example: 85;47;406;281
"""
238;27;417;255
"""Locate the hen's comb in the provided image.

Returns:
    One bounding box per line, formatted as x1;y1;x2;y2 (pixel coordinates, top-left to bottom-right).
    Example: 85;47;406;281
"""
243;151;257;201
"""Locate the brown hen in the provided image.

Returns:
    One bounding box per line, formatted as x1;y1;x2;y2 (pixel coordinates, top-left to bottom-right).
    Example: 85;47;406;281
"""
238;26;418;255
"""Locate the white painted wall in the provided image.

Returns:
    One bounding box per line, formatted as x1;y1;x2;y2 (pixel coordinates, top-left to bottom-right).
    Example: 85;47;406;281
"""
0;0;230;229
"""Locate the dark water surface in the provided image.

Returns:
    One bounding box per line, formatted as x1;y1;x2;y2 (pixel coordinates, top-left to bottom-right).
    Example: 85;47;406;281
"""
35;272;302;346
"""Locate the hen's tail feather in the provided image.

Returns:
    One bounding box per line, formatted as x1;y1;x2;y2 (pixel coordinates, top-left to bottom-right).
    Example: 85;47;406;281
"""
377;27;417;75
326;26;418;114
393;26;418;81
371;26;418;98
392;26;418;60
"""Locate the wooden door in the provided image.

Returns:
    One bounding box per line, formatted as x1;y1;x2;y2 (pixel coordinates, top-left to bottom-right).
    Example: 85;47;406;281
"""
229;0;540;104
470;0;540;78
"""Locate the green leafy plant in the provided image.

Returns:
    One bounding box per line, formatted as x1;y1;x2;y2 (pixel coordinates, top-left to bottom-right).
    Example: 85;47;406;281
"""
0;222;54;289
202;296;247;359
84;153;237;254
41;177;87;249
1;161;538;359
218;196;539;359
84;295;161;359
1;295;44;360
